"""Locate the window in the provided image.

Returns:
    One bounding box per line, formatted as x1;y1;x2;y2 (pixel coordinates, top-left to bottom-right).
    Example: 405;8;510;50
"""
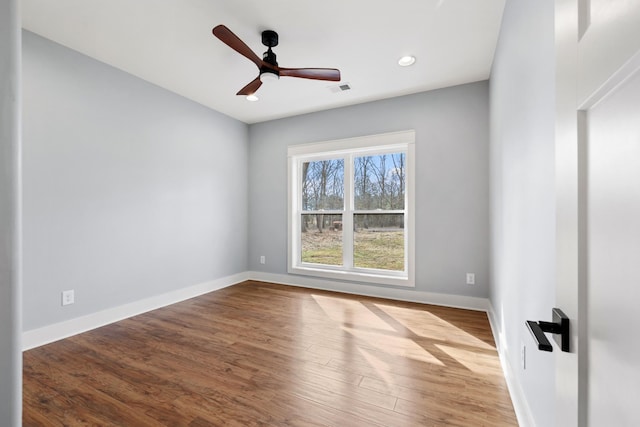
288;130;415;287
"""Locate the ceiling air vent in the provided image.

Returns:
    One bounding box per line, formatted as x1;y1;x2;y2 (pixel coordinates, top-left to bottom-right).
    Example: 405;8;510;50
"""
329;83;351;93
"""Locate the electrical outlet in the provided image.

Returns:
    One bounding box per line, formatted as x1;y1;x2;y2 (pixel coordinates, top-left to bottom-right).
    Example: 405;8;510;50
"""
62;289;75;306
466;273;475;285
521;343;526;370
260;256;266;265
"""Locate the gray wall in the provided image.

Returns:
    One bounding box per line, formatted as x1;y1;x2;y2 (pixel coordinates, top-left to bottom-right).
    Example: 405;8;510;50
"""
22;31;249;331
248;82;490;297
489;0;556;425
0;1;22;424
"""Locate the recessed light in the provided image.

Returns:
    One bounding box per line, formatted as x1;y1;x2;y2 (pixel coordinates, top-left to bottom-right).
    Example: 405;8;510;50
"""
246;94;259;102
398;56;416;67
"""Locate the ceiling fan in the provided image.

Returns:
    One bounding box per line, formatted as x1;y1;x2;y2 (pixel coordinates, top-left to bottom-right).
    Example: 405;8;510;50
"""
212;25;341;97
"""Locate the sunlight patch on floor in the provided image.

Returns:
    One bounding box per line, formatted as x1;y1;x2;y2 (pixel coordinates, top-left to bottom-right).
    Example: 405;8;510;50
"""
435;344;502;376
374;303;495;350
344;326;445;366
357;347;396;386
311;294;396;331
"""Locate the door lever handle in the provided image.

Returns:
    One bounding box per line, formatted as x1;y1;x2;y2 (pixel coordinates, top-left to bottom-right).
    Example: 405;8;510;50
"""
526;308;570;352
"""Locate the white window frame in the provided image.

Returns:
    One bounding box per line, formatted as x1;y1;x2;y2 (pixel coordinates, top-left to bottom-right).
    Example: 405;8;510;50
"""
287;130;415;287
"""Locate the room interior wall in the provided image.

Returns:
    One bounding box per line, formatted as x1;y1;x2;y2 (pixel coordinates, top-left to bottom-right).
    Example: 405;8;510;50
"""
489;0;556;426
21;31;249;332
247;82;491;300
0;1;22;424
19;24;544;424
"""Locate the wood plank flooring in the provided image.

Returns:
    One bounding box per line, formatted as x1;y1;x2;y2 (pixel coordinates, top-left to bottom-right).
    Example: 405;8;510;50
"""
23;281;517;426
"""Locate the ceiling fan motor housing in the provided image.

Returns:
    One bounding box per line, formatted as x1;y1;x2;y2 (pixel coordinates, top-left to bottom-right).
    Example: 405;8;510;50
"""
262;49;278;67
261;46;279;81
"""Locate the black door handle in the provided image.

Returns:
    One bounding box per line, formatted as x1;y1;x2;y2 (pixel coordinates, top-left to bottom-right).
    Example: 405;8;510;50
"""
526;308;570;352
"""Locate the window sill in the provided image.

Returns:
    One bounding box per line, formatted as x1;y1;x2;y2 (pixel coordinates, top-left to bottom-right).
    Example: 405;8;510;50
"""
288;265;415;288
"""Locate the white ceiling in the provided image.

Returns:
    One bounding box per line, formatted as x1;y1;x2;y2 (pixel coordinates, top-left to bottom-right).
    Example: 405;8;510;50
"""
22;0;506;124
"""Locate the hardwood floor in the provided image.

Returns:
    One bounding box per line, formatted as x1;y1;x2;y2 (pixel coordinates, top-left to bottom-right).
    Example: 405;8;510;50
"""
23;281;517;426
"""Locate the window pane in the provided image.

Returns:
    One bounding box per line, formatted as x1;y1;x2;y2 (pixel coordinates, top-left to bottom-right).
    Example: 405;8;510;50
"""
354;214;404;271
354;153;405;210
302;159;344;210
301;214;343;266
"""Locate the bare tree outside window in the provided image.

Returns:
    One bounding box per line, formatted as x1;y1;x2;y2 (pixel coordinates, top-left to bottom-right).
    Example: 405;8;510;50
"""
301;159;344;265
353;153;405;270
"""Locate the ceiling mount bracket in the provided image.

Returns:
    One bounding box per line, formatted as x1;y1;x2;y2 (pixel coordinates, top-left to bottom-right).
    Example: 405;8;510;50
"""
261;30;278;48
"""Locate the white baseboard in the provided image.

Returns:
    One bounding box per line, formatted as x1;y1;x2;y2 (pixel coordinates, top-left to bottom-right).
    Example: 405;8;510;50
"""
22;272;249;351
486;303;536;427
248;271;491;312
22;271;488;350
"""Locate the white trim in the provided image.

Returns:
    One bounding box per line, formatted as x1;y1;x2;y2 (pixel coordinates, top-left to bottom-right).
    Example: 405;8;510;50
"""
288;130;416;156
486;302;536;427
22;272;249;351
579;48;640;110
405;140;416;286
289;265;410;287
249;271;489;312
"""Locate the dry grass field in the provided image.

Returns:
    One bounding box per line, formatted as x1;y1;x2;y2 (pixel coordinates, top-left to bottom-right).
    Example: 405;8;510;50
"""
301;229;404;271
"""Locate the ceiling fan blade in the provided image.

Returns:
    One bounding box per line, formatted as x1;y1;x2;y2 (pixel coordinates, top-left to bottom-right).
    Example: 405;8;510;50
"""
236;77;263;96
279;68;341;81
212;25;263;69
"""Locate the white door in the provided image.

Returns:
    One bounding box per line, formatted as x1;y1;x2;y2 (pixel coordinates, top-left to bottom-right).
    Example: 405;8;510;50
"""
555;1;640;425
586;60;640;427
